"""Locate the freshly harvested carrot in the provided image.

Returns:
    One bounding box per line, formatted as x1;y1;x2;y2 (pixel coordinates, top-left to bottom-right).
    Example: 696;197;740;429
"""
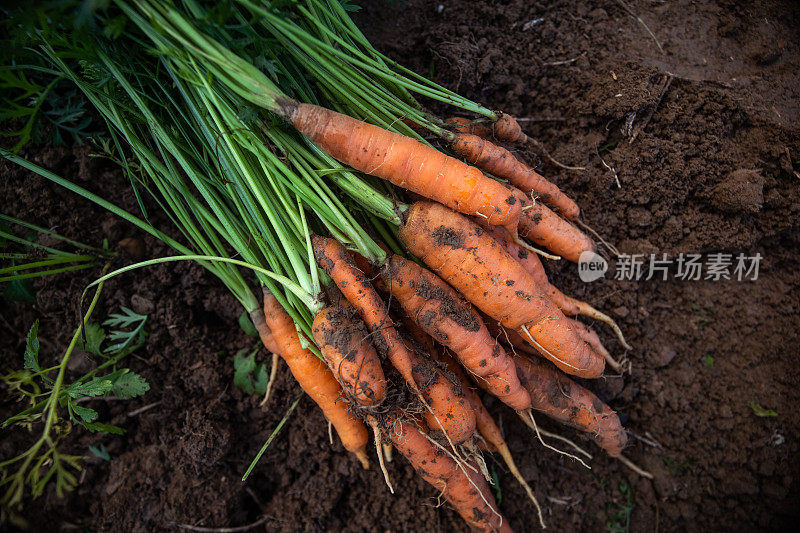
410;329;545;527
312;235;476;443
398;201;604;378
515;192;595;263
483;222;630;351
400;318;500;450
289;103;523;233
567;319;616;370
380;253;531;410
432;344;545;529
447;115;587;171
484;310;615;370
262;289;370;468
312;299;387;407
446;116;494;137
384;415;513;533
514;354;628;457
451;132;580;219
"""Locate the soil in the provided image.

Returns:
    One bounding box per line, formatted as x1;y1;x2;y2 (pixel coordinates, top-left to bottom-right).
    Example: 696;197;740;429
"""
2;0;799;531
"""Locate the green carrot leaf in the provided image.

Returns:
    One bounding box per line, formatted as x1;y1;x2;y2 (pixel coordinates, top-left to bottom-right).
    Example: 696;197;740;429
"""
71;402;99;423
253;362;269;396
67;377;113;398
23;320;41;372
88;444;110;461
233;348;257;394
80;322;106;356
83;422;126;435
112;370;150;398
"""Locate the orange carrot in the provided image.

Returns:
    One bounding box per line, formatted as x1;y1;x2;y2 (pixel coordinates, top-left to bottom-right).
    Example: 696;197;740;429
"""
431;347;546;528
262;289;370;467
312;235;476;443
289;103;522;233
380;253;531;410
445;116;494;137
451;132;580;219
401;319;499;450
514;354;627;457
384;415;513;532
483;222;630;350
483;309;611;366
516;193;595;263
312;299;387;407
398;201;604;378
446;115;525;142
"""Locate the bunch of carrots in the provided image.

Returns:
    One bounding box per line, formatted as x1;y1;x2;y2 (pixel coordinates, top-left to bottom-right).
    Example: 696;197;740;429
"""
2;1;650;529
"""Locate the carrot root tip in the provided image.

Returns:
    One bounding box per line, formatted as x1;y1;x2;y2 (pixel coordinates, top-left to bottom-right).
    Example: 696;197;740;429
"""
382;443;393;463
372;423;394;493
617;453;654;479
496;441;547;530
259;352;280;407
513;236;562;260
522;410;592;469
355;449;370;470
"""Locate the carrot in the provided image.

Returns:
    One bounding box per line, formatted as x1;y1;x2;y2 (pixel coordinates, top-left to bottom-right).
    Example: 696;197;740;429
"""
417;336;546;528
447;115;587;172
312;235;476;443
482;222;631;351
380;253;531;410
384;414;513;533
514;353;628;457
484;308;615;367
489;312;620;372
446;115;523;142
311;299;387;407
446;116;494;137
514;191;595;263
289;103;523;233
262;289;370;468
398;200;605;378
400;319;499;449
451;132;580;219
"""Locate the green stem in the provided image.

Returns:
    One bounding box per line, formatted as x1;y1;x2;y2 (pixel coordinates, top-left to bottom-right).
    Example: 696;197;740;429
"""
83;255;322;313
0;263;95;282
0;214;111;255
0;255;94;275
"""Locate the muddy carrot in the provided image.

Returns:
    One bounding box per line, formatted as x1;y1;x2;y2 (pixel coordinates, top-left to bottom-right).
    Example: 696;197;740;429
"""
312;235;476;443
483;222;630;350
515;354;627;457
312;299;387;407
516;194;595;263
398;200;604;378
446;114;528;142
432;347;546;528
384;414;513;532
406;314;546;527
483;308;613;367
451;132;580;219
262;289;370;468
380;253;531;410
288;102;523;234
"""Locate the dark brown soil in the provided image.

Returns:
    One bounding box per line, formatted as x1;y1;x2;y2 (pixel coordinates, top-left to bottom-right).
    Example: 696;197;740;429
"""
2;0;799;531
